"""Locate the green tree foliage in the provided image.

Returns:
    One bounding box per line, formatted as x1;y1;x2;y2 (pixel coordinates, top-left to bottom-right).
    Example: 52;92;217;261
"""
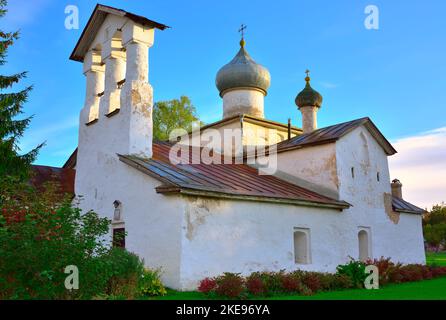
0;0;43;181
423;203;446;251
153;96;202;141
0;180;145;299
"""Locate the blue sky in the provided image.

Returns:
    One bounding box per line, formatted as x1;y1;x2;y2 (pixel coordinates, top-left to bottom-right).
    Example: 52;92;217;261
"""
2;0;446;207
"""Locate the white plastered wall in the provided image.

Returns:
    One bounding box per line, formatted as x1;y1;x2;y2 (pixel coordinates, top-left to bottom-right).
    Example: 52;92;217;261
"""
178;196;347;290
335;126;425;265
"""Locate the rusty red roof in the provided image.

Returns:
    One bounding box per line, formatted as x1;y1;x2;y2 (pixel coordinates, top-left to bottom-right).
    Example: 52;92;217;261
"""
276;117;397;155
118;142;350;210
30;165;76;195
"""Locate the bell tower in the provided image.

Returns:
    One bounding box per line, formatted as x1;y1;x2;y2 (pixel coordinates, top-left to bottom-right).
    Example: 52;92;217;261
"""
69;4;167;210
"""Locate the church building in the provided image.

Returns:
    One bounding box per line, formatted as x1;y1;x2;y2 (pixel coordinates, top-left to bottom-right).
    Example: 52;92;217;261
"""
42;4;425;290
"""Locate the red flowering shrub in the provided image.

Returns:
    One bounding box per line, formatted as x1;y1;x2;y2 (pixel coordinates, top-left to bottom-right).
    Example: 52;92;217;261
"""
365;257;395;285
246;275;265;296
403;265;424;282
421;266;433;280
198;278;217;294
280;274;302;293
332;274;354;290
431;266;446;277
196;258;446;299
215;273;245;298
301;272;322;293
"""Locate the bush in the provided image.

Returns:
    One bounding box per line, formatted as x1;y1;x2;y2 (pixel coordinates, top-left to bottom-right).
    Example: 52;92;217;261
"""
214;273;245;299
0;180;148;299
256;271;285;295
196;258;446;299
139;269;167;297
431;266;446;277
301;272;323;293
0;194;110;299
246;275;266;296
280;274;309;295
100;248;144;299
198;277;217;294
336;260;367;288
365;257;395;285
332;274;354;290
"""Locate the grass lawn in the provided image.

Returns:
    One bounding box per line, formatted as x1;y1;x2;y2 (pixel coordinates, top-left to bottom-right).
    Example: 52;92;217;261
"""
426;252;446;266
152;252;446;300
153;277;446;300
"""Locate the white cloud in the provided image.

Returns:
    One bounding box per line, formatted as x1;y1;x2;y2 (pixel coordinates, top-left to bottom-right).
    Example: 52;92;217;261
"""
389;127;446;210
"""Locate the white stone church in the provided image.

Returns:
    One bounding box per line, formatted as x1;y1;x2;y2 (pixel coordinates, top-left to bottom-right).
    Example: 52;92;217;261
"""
39;4;426;290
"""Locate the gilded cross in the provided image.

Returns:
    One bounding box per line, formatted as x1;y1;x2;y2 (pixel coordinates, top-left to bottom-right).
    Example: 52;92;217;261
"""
305;69;310;77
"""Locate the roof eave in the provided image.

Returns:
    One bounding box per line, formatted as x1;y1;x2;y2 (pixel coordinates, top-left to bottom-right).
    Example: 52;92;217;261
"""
156;186;350;211
70;4;169;62
393;208;426;215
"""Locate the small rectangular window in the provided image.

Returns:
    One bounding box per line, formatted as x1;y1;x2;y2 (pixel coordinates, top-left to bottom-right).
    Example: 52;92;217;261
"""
351;167;355;178
113;228;126;248
377;172;380;182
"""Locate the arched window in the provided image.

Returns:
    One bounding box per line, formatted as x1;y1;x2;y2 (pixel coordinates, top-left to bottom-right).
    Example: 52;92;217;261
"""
294;228;311;264
358;229;370;261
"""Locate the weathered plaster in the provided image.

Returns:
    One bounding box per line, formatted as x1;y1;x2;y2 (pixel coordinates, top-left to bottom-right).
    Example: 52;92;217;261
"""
336;126;425;265
268;143;340;198
222;89;264;119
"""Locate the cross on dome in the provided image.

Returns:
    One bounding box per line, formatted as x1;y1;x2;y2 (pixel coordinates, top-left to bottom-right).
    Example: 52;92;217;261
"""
238;24;247;47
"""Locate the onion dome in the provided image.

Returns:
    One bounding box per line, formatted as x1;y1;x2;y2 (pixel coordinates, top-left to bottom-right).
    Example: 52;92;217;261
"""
295;70;323;108
216;39;271;97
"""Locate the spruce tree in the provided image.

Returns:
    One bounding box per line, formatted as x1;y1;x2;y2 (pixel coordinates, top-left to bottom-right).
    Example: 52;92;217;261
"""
0;0;43;181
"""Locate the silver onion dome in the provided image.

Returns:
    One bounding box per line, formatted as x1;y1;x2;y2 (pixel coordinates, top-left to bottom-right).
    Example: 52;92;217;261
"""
216;39;271;97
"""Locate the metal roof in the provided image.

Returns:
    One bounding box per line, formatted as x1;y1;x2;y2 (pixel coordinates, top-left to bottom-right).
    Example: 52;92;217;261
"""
70;4;169;62
392;196;425;215
276;117;397;155
30;165;76;196
118;142;350;210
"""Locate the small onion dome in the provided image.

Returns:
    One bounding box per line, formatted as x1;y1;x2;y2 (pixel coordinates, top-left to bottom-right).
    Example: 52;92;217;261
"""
295;72;323;108
216;39;271;97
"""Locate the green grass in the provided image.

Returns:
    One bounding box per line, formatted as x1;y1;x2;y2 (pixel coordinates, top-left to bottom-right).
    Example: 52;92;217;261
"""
151;277;446;300
150;252;446;300
269;277;446;300
426;252;446;266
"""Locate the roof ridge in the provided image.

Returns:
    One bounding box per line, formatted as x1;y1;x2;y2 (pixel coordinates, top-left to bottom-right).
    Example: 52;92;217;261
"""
274;116;396;156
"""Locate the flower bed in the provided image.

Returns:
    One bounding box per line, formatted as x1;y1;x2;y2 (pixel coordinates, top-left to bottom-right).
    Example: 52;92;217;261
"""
197;258;446;299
